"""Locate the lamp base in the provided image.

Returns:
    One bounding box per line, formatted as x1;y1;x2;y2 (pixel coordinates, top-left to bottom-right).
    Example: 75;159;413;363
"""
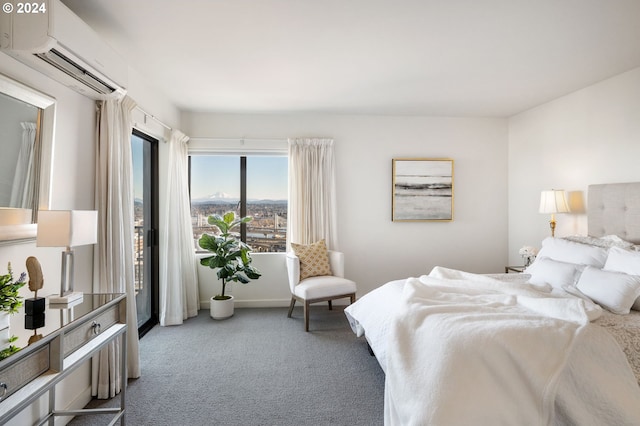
48;291;84;305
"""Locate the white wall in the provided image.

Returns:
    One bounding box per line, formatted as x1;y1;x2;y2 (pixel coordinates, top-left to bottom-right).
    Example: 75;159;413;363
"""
0;52;97;425
183;112;509;305
0;53;179;424
0;53;98;305
508;67;640;265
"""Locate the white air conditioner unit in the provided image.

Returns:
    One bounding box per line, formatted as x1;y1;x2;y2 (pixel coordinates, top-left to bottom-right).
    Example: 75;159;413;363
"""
0;0;127;99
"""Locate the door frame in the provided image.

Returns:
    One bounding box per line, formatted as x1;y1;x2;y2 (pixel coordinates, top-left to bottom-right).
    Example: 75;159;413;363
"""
133;128;159;338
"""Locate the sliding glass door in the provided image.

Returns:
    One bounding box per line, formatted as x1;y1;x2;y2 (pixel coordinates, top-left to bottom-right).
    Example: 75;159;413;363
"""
131;129;159;337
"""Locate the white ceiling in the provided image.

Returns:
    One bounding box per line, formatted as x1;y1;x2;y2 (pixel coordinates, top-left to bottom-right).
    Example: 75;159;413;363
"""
61;0;640;117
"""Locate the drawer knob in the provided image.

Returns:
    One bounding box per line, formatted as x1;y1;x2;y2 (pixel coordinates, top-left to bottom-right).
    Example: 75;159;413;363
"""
0;382;7;399
91;321;102;335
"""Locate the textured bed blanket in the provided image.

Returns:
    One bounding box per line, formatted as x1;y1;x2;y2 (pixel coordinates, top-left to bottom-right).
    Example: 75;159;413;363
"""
383;268;640;426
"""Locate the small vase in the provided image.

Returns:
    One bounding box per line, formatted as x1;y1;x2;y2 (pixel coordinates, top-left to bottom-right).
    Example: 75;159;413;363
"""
0;312;9;331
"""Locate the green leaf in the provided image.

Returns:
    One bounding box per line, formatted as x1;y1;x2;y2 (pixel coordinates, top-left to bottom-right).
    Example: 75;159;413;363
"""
223;211;235;225
198;213;261;294
245;266;262;280
0;264;26;314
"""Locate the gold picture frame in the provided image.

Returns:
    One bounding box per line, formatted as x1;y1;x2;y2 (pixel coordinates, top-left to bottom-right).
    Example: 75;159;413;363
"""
392;158;454;222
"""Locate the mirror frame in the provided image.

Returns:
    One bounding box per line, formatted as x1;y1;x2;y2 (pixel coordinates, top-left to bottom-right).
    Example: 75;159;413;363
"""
0;73;55;244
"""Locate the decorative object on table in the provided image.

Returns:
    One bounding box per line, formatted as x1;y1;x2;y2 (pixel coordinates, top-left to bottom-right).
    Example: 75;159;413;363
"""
36;210;98;304
0;263;26;359
28;330;43;345
25;313;44;329
539;190;570;237
0;262;27;317
392;158;454;222
519;246;539;267
25;256;46;315
199;211;261;320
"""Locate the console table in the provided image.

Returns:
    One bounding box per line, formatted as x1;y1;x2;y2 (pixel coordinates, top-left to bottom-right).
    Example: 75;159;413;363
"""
0;293;127;425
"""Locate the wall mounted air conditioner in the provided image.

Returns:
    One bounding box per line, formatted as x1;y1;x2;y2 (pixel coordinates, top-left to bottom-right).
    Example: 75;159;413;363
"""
0;0;127;99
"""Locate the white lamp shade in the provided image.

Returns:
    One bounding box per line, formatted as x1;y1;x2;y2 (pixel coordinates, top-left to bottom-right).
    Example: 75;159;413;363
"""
539;190;570;214
37;210;98;248
0;208;32;225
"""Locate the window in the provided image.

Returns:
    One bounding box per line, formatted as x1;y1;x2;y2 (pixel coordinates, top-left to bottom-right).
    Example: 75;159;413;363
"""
190;155;287;252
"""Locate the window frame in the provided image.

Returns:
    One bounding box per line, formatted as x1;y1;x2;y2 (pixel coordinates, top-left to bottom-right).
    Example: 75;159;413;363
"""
188;138;288;253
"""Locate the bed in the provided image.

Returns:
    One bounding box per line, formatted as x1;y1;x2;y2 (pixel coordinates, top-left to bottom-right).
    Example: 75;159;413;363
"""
344;182;640;425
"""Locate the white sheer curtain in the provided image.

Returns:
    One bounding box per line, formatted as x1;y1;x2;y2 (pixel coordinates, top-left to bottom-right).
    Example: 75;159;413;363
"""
93;96;141;399
287;138;338;249
159;129;199;326
10;122;37;208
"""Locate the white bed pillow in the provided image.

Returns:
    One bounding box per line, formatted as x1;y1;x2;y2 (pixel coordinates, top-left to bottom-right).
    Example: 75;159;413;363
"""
524;257;584;290
575;266;640;315
603;246;640;310
536;237;608;268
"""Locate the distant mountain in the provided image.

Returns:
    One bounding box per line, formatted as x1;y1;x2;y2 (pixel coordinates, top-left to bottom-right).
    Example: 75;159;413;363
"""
191;197;286;205
191;192;286;205
247;199;287;205
210;191;233;200
192;192;239;204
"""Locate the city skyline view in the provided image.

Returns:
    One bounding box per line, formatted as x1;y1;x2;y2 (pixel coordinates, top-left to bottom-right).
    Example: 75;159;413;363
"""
190;155;288;252
132;148;288;253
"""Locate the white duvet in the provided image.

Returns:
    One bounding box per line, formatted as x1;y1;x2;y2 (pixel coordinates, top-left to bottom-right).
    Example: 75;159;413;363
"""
345;267;640;426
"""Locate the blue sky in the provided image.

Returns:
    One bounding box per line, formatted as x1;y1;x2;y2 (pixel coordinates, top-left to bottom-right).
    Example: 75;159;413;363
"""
191;155;288;200
132;134;287;201
132;134;144;199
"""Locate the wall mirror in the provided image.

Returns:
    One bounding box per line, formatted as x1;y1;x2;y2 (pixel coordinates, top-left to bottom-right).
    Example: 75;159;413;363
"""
0;73;55;243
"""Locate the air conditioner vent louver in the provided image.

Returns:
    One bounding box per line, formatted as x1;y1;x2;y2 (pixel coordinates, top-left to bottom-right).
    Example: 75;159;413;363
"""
0;0;127;100
36;49;117;95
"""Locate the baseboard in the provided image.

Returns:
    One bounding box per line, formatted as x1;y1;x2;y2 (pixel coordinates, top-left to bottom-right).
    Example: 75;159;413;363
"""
198;299;352;309
199;299;290;309
234;299;291;308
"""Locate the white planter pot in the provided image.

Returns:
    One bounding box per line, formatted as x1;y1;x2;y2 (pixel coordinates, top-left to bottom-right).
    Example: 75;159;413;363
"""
210;295;234;320
0;326;10;351
0;312;9;331
0;312;9;352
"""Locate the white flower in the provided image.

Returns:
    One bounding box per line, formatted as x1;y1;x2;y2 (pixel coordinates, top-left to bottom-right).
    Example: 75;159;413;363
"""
519;246;538;257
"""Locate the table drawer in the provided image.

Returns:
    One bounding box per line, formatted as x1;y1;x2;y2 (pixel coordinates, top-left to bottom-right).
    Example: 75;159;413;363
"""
64;305;119;357
0;345;49;401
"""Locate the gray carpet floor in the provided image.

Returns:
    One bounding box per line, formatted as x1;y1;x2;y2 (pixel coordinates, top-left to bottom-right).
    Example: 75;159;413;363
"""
68;306;385;426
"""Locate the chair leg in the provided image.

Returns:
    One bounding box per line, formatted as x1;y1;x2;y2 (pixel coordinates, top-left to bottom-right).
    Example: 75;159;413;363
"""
328;300;332;310
350;294;356;304
287;297;296;318
304;301;310;332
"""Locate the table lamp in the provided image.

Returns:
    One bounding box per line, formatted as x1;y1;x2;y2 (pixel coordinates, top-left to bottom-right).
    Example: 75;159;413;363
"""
539;190;570;237
37;210;98;304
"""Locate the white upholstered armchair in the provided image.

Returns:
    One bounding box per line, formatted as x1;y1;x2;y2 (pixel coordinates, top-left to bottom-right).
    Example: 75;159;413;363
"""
286;250;357;331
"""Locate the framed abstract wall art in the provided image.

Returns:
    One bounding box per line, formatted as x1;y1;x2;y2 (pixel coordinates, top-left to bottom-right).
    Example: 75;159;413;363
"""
392;158;454;222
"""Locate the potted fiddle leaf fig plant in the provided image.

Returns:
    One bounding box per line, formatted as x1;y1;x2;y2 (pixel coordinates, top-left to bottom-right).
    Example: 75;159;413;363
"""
199;212;261;320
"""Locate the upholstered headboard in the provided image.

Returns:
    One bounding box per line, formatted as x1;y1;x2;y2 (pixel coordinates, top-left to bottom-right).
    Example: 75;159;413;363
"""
588;182;640;244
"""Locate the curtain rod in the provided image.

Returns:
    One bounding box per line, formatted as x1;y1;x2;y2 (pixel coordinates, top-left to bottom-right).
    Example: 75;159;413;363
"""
135;106;172;131
189;137;288;142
